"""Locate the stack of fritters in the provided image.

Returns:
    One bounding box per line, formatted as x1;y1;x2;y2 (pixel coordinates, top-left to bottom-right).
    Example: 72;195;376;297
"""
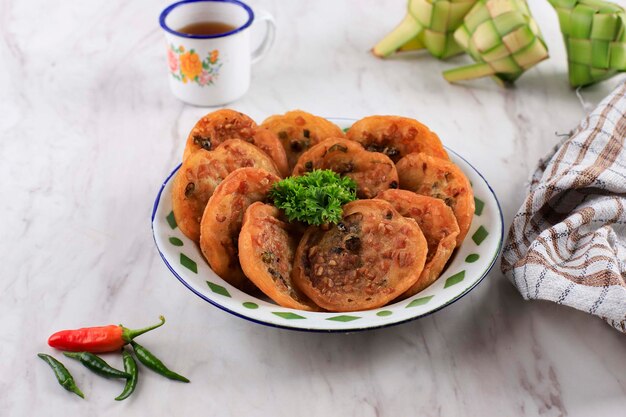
172;110;474;312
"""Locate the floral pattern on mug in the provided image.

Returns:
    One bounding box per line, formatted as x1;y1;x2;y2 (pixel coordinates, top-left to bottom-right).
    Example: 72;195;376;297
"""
167;44;222;86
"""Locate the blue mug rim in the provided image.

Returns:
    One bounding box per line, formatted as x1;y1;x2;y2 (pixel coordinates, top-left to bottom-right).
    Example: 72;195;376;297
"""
159;0;254;39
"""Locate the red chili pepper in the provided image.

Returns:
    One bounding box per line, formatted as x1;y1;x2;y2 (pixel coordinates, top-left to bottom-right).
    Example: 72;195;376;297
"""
48;316;165;353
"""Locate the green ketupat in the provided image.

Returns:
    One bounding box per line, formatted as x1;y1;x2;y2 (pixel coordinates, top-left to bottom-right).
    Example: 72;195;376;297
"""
373;0;478;59
443;0;549;85
549;0;626;87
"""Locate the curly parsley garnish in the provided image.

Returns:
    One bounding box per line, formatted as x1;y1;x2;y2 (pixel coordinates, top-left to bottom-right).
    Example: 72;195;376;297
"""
268;169;357;226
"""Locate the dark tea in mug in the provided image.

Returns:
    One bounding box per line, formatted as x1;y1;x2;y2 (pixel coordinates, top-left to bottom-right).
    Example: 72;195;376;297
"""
177;21;236;35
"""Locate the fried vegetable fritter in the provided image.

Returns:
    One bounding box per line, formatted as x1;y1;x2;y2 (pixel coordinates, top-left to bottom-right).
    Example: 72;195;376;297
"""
377;189;459;297
346;115;448;162
172;139;279;242
396;152;473;245
183;109;257;159
292;138;399;199
292;199;427;311
239;202;319;310
260;110;345;171
182;109;289;177
199;168;280;291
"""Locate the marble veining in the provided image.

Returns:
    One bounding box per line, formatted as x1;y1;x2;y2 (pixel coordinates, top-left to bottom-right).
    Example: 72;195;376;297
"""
1;0;626;416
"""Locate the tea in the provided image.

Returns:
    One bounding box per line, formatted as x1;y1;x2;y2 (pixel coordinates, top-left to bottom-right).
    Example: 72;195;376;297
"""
177;21;236;36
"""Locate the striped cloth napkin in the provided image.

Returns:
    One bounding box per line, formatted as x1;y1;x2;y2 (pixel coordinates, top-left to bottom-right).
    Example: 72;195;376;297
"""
501;82;626;333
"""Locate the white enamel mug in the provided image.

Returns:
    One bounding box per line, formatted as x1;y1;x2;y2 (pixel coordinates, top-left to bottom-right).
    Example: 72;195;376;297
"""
159;0;275;106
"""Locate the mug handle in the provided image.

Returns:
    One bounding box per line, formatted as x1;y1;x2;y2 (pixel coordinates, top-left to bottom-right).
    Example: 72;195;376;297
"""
251;9;276;64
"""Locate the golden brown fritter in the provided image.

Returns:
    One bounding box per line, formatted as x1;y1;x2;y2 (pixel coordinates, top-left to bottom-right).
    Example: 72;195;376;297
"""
292;138;399;199
377;189;459;297
292;199;427;311
396;152;474;245
182;109;289;177
346;115;448;162
249;128;290;177
260;110;345;171
239;202;319;310
172;139;280;242
183;109;257;159
199;168;280;291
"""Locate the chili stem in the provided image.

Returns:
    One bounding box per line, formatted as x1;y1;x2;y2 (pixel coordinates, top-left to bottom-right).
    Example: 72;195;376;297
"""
122;316;166;342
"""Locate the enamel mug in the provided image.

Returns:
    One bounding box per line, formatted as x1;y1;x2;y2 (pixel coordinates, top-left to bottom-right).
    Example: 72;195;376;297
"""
159;0;276;106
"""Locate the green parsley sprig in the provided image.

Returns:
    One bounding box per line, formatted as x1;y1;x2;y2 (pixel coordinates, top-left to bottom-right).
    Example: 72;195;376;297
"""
268;169;357;226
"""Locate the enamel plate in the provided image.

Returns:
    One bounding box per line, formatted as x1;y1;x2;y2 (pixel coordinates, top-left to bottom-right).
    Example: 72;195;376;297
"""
152;118;504;332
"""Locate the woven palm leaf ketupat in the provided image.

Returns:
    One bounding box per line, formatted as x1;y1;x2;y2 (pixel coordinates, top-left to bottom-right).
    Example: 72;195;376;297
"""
373;0;478;59
442;0;549;85
549;0;626;87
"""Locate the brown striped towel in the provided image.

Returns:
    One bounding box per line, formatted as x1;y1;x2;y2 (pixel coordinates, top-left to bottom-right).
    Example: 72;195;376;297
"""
501;82;626;333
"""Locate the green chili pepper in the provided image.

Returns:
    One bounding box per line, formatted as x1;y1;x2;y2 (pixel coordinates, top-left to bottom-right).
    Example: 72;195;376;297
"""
63;351;131;379
115;350;138;401
131;341;190;383
38;353;84;399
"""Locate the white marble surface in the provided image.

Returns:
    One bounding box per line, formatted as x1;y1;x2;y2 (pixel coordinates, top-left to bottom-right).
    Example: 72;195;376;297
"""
2;0;626;415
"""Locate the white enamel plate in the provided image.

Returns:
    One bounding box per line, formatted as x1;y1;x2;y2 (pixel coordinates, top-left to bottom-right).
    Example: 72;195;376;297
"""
152;118;504;332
